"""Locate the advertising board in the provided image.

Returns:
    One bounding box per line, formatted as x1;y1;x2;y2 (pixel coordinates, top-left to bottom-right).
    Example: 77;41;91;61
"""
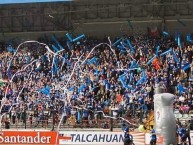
3;130;192;145
0;130;69;145
58;131;145;145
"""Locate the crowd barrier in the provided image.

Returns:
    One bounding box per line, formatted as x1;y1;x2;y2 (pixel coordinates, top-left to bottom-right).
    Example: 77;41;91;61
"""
1;130;193;145
0;118;137;130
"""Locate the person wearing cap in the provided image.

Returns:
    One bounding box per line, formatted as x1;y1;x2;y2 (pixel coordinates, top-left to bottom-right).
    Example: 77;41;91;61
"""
123;126;134;145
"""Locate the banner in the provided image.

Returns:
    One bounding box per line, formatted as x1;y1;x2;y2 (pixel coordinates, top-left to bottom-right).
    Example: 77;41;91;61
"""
0;131;55;144
58;131;145;145
0;131;69;145
3;130;193;145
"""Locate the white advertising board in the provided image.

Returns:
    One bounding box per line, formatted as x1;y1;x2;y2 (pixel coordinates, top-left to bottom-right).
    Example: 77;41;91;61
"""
59;131;145;145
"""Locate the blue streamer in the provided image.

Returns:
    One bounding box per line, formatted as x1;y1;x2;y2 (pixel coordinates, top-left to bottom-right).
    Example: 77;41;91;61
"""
136;76;146;86
117;45;126;54
187;34;191;42
112;38;122;46
136;77;144;86
68;87;74;92
126;39;135;53
130;60;138;69
66;41;71;49
78;84;86;93
121;49;127;53
119;73;127;87
177;35;181;48
52;57;58;75
177;84;186;94
156;46;160;56
52;44;59;52
182;63;190;71
66;33;73;42
142;70;146;77
129;72;133;83
175;32;178;42
163;31;169;36
72;34;85;42
136;70;147;86
121;42;128;47
119;73;127;79
105;83;110;90
77;111;81;123
41;86;50;95
127;84;134;90
103;80;107;86
186;34;193;44
7;46;16;53
147;55;157;65
171;51;179;63
88;57;97;65
160;48;172;57
7;65;12;79
117;45;126;50
52;35;64;50
130;61;134;69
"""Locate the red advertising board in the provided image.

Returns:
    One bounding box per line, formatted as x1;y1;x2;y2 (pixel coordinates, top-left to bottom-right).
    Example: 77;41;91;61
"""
0;130;69;145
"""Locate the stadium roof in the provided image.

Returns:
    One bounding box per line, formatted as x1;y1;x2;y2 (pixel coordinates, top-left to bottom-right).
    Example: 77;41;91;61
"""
0;0;72;5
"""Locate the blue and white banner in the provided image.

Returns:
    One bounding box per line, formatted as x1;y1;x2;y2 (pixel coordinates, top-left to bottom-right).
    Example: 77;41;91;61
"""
59;131;145;145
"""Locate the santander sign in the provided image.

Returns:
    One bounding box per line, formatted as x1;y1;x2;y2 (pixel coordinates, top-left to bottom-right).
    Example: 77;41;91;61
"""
0;131;58;144
0;132;51;144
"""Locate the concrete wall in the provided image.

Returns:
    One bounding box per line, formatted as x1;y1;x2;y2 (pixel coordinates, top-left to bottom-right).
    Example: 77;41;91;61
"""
0;19;192;41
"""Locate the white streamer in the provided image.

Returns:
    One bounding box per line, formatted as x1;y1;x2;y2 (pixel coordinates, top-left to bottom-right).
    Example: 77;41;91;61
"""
0;37;137;145
95;111;137;127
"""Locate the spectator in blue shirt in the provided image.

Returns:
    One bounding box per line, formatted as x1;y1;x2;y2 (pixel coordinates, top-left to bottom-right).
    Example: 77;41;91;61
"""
123;127;134;145
177;124;186;144
150;125;156;145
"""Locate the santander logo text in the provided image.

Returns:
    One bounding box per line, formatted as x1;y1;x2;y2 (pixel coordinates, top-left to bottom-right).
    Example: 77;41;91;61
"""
0;131;53;144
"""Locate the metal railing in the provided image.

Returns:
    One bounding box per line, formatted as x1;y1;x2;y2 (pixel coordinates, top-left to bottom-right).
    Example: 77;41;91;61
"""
0;110;139;130
0;117;137;130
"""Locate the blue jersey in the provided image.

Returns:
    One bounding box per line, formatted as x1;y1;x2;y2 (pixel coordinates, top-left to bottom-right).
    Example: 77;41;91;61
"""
151;129;156;140
178;127;186;138
124;132;133;140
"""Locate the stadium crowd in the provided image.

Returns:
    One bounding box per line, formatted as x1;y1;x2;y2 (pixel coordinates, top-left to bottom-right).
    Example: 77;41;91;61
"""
0;33;193;129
